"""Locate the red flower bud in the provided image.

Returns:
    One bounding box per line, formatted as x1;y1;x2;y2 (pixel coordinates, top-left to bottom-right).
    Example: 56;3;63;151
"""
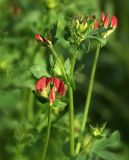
58;81;65;96
53;78;61;90
110;16;118;29
101;12;105;23
94;20;98;29
35;34;44;42
103;14;109;28
35;77;46;92
46;77;52;87
35;33;50;45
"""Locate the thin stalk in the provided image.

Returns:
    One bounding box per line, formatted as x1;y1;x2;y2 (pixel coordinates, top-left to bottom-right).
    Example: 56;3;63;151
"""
15;144;24;160
42;106;51;160
68;49;78;156
70;50;78;75
48;45;67;80
68;87;74;156
75;44;101;154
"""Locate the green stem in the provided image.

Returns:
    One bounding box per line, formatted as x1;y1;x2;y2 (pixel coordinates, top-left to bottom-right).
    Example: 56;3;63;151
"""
48;45;67;80
42;106;51;160
70;50;78;76
68;49;78;156
68;87;74;156
15;144;24;160
75;44;101;154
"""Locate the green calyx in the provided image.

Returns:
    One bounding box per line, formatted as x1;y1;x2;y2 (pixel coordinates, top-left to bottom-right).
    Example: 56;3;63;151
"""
64;15;95;47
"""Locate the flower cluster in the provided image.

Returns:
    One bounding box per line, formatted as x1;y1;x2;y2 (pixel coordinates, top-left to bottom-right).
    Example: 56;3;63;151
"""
94;12;118;38
64;12;118;47
64;15;95;46
35;77;66;105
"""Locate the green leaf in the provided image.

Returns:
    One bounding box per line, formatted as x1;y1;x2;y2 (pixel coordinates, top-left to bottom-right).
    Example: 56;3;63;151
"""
92;131;120;151
96;150;121;160
63;141;70;157
64;58;71;76
64;26;71;41
49;54;55;68
75;152;88;160
80;39;91;52
70;78;76;90
87;27;111;37
53;63;62;76
53;99;67;111
89;36;107;47
50;22;57;36
48;22;58;44
90;131;121;160
30;65;51;79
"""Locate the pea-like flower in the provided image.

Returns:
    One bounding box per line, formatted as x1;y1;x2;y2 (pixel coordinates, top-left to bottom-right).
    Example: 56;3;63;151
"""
94;12;118;38
35;77;66;105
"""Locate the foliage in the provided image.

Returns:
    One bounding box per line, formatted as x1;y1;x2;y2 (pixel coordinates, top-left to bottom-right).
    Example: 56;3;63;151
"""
0;0;129;160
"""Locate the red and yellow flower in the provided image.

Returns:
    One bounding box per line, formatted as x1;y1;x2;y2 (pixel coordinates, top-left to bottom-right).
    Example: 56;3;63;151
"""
35;77;66;105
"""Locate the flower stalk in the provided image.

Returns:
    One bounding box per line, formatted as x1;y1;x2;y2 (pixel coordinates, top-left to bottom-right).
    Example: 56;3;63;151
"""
70;49;78;76
75;44;101;154
68;49;78;156
42;106;51;160
68;87;74;156
48;45;68;81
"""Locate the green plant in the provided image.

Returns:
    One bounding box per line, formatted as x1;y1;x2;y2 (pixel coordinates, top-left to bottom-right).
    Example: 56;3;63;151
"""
30;11;121;160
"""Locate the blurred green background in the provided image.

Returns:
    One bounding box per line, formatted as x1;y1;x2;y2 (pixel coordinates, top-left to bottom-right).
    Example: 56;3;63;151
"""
0;0;129;160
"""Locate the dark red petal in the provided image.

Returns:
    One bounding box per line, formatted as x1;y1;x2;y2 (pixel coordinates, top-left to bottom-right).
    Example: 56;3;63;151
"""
53;78;61;90
94;20;98;29
35;34;44;42
49;86;56;105
58;81;65;96
101;11;105;23
35;77;46;92
111;16;118;28
46;77;52;87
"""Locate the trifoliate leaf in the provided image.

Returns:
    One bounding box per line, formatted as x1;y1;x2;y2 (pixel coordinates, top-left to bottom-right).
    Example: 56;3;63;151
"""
92;131;120;151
